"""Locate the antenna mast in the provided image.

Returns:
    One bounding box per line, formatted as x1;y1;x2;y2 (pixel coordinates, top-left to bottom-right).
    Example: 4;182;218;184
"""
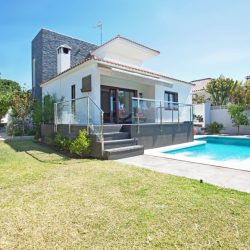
95;21;103;45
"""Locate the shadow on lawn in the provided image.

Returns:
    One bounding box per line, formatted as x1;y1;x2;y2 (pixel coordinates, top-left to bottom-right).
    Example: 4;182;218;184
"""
4;140;77;164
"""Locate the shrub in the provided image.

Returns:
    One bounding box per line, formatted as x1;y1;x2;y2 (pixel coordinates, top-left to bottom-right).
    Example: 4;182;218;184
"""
207;122;224;134
6;119;23;136
194;114;203;122
54;133;72;152
228;104;249;134
6;121;14;136
32;94;64;139
69;130;90;157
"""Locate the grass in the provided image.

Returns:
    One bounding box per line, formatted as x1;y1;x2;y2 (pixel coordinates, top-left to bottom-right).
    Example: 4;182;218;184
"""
0;140;249;249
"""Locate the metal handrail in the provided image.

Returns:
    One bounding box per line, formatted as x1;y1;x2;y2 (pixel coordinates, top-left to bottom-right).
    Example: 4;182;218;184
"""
132;97;193;132
56;96;90;105
132;97;193;107
88;96;104;115
87;96;104;143
54;96;104;143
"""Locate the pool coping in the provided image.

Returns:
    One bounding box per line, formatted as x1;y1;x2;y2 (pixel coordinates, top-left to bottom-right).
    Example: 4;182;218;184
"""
144;135;250;172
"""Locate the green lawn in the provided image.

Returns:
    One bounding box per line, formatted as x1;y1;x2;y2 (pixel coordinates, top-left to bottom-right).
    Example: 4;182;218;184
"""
0;140;249;249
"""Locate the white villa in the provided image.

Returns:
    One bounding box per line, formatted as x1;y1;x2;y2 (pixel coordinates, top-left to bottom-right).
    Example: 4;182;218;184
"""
41;35;192;124
36;30;193;159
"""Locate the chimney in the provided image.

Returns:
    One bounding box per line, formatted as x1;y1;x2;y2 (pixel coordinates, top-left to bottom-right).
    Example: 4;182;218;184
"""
246;75;250;83
57;44;72;74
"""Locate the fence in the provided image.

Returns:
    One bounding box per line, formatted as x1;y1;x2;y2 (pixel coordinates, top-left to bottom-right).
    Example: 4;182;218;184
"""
54;96;193;137
211;105;228;110
193;103;250;134
131;97;193;125
54;96;104;141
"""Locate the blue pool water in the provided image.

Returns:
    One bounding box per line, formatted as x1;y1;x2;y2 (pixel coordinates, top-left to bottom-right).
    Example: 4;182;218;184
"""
165;137;250;161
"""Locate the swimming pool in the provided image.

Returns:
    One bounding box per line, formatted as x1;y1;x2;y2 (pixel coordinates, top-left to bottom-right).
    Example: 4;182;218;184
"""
145;136;250;171
167;136;250;161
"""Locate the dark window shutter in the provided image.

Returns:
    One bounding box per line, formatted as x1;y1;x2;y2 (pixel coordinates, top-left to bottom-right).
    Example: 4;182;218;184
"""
81;75;92;92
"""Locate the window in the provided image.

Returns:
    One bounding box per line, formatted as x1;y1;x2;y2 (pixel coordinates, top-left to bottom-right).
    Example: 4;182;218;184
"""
71;84;76;114
63;47;69;54
164;91;178;109
71;84;75;100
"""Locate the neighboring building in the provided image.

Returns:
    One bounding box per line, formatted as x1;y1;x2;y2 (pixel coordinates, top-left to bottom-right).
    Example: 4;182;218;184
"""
191;78;213;103
32;29;98;100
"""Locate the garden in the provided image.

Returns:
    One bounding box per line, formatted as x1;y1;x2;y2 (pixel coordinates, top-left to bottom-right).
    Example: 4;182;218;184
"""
0;140;249;249
193;76;250;134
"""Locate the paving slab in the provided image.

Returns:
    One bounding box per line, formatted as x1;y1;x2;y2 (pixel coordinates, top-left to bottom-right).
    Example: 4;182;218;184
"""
117;155;250;194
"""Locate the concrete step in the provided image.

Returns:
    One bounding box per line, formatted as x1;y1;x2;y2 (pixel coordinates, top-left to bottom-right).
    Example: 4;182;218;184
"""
92;125;123;133
103;132;129;140
104;145;144;160
104;138;137;149
103;124;123;133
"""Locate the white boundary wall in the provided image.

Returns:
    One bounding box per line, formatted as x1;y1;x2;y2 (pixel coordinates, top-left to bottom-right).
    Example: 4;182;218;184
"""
211;108;250;134
193;103;250;134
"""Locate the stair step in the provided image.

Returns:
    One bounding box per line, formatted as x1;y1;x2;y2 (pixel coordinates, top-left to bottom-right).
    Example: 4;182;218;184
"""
93;125;123;133
104;138;137;149
103;125;123;133
104;145;144;160
103;132;129;140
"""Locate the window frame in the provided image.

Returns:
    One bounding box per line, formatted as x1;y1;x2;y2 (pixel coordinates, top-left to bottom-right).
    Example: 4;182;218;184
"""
71;84;76;100
164;91;178;110
71;84;76;114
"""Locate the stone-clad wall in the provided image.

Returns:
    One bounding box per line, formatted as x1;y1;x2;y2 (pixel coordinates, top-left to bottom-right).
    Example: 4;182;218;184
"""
32;29;98;100
32;31;43;99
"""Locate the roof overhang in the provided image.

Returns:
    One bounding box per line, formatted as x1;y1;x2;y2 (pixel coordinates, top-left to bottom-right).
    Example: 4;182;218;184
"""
111;67;173;87
91;36;160;66
41;56;192;87
96;59;192;85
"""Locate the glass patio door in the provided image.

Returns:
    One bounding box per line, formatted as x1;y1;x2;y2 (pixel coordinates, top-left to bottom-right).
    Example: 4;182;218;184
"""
117;89;135;123
101;86;136;123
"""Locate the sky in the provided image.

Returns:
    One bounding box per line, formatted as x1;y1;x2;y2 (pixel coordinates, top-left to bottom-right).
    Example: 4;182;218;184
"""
0;0;250;88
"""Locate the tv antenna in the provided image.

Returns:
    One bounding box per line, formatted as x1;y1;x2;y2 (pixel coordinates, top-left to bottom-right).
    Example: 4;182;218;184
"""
94;21;103;45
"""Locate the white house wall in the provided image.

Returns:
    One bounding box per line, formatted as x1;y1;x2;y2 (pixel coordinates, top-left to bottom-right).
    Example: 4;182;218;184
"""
42;62;101;124
42;62;192;125
42;62;100;103
155;82;192;123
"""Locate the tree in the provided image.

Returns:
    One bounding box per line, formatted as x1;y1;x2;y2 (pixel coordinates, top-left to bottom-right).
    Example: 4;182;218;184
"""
11;89;33;135
230;81;250;108
32;94;63;138
206;76;237;106
32;100;43;138
192;93;206;104
0;79;20;120
244;82;250;109
228;104;249;134
43;94;58;124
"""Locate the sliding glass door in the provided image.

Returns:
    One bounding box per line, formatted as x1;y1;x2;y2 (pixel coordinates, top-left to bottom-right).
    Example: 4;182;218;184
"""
101;86;137;123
